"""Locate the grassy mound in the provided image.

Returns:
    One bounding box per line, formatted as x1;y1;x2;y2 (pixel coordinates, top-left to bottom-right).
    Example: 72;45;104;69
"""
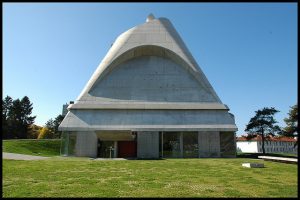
2;139;61;157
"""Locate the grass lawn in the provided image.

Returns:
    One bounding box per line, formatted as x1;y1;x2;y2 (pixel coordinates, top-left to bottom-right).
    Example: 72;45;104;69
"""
2;139;61;157
2;157;298;198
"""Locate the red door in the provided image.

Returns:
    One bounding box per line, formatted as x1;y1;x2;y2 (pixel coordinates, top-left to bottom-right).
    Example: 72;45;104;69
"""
118;141;137;158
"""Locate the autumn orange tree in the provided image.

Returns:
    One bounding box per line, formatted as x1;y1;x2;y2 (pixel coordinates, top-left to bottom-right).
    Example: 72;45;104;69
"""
38;127;55;139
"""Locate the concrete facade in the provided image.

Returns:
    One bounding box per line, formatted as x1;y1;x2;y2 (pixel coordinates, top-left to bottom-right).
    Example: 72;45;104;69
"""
198;132;220;158
75;132;98;157
59;14;238;158
137;132;159;159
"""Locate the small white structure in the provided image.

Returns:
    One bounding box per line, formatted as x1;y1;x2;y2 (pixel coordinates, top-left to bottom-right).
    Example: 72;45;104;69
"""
242;163;264;168
236;136;297;154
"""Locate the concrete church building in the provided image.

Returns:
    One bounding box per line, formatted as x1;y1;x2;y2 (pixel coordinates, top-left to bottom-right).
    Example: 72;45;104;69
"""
59;14;238;159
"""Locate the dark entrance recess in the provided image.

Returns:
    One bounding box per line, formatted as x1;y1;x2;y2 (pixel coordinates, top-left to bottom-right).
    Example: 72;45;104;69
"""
118;141;137;158
97;139;115;158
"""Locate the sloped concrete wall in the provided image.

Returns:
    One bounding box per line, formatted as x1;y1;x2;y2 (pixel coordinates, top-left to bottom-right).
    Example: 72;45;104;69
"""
90;55;218;102
137;131;159;158
198;131;220;158
75;131;98;158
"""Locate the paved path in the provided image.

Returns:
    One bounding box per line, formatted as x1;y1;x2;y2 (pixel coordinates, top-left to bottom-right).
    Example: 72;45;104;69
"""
258;156;298;164
2;152;50;160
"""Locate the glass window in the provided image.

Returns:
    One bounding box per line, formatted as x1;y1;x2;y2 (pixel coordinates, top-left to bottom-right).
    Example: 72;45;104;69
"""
60;131;77;156
159;132;162;158
60;131;69;156
183;132;198;158
68;133;77;156
98;141;115;158
163;132;181;158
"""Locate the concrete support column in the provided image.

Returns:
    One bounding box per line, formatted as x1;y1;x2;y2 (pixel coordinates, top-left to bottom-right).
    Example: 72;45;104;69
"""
198;131;220;158
114;141;118;158
75;131;98;158
161;132;164;158
137;131;159;159
180;132;183;158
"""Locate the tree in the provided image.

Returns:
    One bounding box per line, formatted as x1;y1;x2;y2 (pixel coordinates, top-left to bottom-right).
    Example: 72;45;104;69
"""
281;104;298;147
2;95;36;139
45;119;55;139
2;96;13;139
44;114;65;139
53;114;64;138
245;107;281;154
20;96;36;138
8;99;23;138
27;124;43;139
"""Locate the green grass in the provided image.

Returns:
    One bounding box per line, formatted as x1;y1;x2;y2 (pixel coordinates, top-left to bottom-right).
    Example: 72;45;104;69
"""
2;139;61;157
2;157;298;198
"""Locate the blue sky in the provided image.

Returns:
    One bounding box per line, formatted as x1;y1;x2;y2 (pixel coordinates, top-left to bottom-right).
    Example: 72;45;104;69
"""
3;3;297;136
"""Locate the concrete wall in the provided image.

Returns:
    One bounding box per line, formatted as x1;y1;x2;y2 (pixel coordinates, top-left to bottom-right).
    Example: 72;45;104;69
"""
66;109;235;127
236;141;258;153
198;131;220;158
90;56;218;103
75;131;98;158
237;140;298;154
137;131;159;158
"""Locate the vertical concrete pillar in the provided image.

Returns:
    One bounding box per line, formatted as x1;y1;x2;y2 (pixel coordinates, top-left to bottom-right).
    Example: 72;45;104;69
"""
180;132;183;158
114;141;118;158
75;131;98;158
198;131;220;158
137;131;159;159
161;132;164;158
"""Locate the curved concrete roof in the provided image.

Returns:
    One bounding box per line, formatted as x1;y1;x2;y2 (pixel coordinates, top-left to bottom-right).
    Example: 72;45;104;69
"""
59;15;238;132
76;16;222;103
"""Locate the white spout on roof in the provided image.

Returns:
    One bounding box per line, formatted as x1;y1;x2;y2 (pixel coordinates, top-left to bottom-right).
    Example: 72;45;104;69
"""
146;13;155;22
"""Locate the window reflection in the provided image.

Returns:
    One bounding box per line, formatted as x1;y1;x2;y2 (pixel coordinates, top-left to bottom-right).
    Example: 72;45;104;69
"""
162;132;181;158
161;132;199;158
183;132;198;158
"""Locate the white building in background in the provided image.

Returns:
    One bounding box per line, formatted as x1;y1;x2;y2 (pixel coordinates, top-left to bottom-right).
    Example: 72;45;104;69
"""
236;135;297;154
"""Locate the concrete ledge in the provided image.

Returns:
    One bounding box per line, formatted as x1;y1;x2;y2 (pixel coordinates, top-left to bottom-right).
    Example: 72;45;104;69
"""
258;156;298;164
242;163;264;168
59;124;238;132
68;102;229;110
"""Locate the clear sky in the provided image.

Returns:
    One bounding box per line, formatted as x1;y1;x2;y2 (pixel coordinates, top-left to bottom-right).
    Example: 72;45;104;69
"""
3;3;297;136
